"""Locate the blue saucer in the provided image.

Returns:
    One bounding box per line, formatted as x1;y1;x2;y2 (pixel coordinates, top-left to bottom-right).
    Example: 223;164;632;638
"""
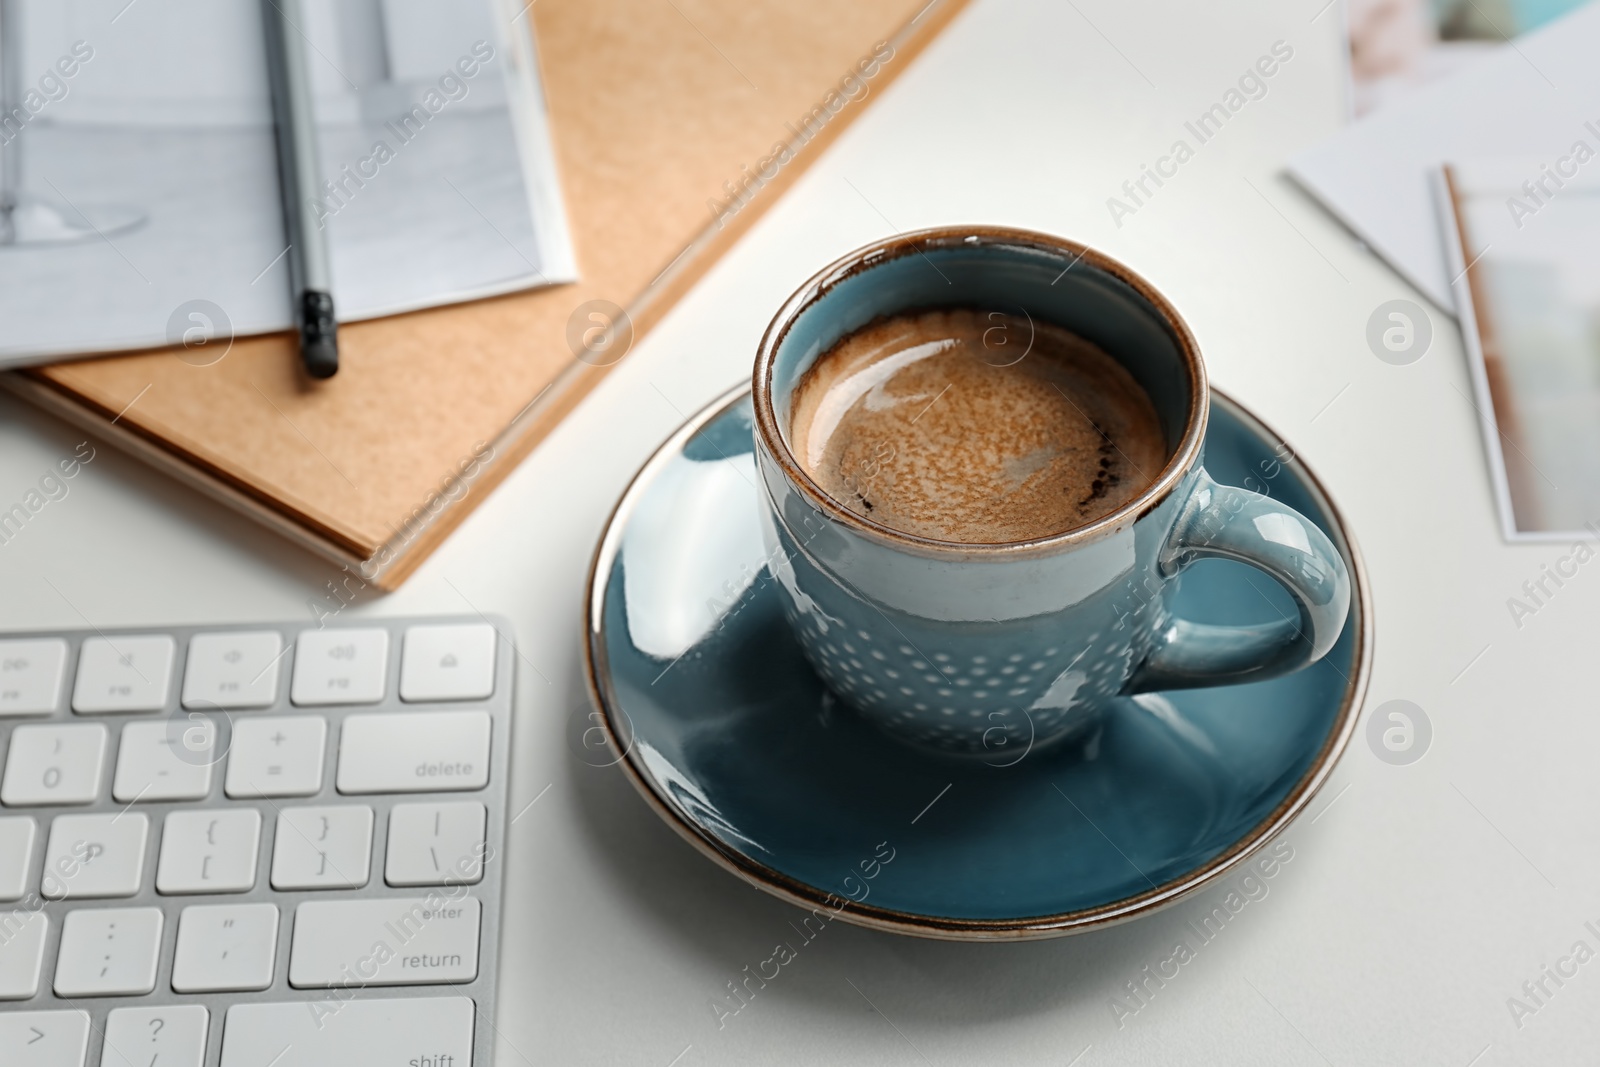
584;386;1370;940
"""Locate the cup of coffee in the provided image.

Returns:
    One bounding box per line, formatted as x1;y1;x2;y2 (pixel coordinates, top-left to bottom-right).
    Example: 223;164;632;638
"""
751;226;1351;756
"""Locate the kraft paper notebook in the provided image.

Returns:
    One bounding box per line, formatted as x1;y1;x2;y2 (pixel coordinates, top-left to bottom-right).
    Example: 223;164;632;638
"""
3;0;970;589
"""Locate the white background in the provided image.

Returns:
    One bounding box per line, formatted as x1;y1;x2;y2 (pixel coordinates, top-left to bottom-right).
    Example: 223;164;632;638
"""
3;0;1595;1063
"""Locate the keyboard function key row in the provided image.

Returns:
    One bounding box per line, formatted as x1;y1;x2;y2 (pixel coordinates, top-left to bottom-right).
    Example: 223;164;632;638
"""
0;622;497;719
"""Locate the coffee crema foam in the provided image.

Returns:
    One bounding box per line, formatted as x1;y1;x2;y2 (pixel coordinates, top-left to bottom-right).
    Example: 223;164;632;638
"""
788;308;1167;543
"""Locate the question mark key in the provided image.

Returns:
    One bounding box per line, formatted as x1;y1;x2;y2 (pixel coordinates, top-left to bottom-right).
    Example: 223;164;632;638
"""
102;1004;210;1065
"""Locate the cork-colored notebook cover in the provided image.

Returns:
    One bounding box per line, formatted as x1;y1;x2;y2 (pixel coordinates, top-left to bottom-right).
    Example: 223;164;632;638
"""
3;0;969;589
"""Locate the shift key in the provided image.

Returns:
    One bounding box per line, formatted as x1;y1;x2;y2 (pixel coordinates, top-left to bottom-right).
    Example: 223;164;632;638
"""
337;710;490;794
221;996;473;1067
289;897;480;988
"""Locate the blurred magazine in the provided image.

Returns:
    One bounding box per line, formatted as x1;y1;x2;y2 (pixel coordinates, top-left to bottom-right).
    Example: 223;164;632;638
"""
1438;158;1600;540
1292;3;1600;311
1343;0;1588;117
0;0;576;366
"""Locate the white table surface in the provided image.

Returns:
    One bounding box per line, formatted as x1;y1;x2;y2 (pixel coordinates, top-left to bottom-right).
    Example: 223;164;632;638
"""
2;1;1590;1063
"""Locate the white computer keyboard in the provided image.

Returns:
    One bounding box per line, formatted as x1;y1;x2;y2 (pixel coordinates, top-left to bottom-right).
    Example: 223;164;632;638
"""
0;615;514;1067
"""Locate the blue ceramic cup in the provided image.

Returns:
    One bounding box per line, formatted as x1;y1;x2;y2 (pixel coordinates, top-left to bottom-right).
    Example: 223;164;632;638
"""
751;227;1351;756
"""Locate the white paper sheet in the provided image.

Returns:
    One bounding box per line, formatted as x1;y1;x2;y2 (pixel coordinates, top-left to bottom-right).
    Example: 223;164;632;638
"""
0;0;576;365
1289;1;1600;311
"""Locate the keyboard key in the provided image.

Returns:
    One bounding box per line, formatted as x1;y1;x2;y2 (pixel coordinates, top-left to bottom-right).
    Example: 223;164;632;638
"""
0;638;67;716
183;631;283;710
102;1006;208;1067
1;723;107;806
385;802;486;887
220;996;473;1067
337;710;490;795
171;903;278;993
71;635;175;713
225;716;326;798
270;806;372;890
157;809;261;894
0;911;47;999
53;906;163;996
0;817;37;901
291;628;388;706
400;623;496;702
0;1009;89;1066
41;813;148;900
288;896;480;987
112;719;215;802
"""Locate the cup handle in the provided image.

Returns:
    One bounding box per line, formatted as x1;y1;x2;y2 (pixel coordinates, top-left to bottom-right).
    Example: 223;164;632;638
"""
1125;469;1352;693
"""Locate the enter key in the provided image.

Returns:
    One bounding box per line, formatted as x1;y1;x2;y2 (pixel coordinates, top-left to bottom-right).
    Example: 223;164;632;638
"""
288;897;481;988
